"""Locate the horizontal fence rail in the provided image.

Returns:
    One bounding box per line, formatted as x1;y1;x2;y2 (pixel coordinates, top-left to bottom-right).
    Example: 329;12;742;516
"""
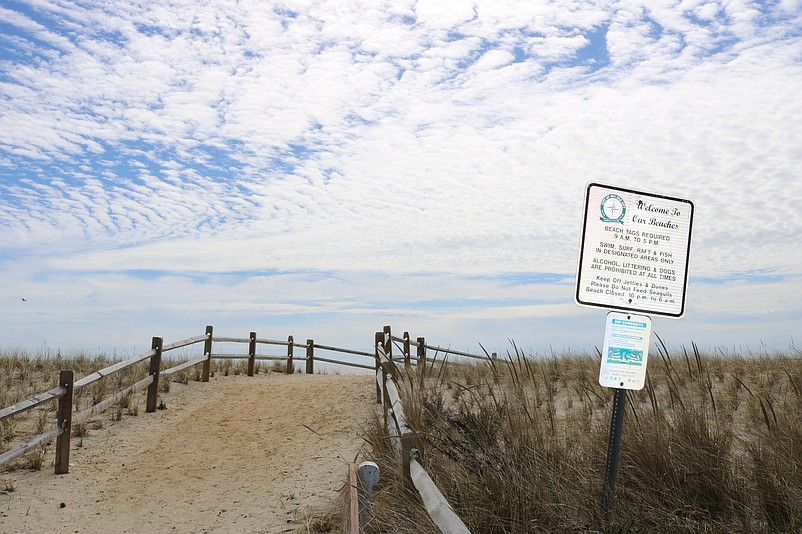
410;456;471;534
211;336;251;344
212;353;294;360
73;349;157;391
0;386;67;423
160;355;208;379
254;337;293;346
390;334;491;362
314;355;375;371
162;334;209;352
314;344;374;359
0;427;64;470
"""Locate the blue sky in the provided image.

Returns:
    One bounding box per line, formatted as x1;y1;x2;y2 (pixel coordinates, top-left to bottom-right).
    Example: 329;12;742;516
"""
2;0;802;358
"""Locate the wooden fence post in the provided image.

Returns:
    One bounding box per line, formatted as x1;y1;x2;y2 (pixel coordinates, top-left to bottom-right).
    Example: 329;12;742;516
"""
146;337;163;413
286;335;294;374
374;331;383;404
417;337;426;366
202;325;213;382
54;369;74;475
248;331;257;377
306;339;314;374
403;332;411;370
401;431;424;491
382;363;390;429
342;463;360;534
383;325;392;361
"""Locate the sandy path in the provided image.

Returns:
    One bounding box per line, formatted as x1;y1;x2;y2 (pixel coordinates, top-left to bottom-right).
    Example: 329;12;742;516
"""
1;372;376;533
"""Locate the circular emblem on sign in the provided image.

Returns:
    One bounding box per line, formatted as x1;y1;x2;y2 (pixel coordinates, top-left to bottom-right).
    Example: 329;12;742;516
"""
600;194;626;223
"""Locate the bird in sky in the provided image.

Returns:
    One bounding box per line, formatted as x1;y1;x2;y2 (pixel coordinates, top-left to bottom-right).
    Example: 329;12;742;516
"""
21;298;26;302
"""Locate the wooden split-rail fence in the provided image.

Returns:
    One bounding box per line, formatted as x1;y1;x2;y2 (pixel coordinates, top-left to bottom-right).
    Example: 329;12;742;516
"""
346;325;492;533
1;325;492;533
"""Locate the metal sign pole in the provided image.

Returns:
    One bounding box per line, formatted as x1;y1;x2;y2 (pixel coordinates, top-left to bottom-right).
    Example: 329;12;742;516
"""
574;182;694;528
601;387;627;523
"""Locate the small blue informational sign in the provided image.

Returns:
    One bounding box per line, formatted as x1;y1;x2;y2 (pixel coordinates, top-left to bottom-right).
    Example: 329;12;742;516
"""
599;312;652;390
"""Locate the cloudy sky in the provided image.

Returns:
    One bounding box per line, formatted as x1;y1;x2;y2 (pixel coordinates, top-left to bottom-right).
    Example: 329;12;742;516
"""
1;0;801;359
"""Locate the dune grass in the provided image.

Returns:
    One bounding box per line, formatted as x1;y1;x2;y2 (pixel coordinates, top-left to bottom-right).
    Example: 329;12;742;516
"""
364;341;802;533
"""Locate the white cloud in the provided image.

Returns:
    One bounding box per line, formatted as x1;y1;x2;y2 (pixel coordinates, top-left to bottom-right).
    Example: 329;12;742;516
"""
1;0;801;352
413;0;477;29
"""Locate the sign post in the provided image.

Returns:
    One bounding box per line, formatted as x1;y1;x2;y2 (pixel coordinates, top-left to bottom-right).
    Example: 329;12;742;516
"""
598;312;652;522
575;183;694;525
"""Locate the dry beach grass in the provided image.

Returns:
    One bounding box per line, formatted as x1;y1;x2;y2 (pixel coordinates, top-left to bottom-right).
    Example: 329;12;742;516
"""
363;341;802;533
